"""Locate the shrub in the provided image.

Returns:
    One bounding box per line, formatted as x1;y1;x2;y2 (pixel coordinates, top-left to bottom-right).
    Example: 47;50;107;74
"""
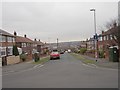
80;48;87;54
20;51;27;62
99;50;104;58
34;53;39;62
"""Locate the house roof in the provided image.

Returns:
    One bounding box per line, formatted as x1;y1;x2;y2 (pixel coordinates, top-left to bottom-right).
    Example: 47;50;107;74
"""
102;26;118;35
15;36;33;43
33;41;44;46
0;29;14;37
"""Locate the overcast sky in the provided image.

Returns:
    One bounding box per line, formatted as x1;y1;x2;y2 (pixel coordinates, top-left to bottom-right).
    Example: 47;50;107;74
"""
1;1;118;43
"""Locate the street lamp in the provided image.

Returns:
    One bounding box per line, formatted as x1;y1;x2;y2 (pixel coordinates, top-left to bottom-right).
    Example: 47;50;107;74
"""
90;8;98;61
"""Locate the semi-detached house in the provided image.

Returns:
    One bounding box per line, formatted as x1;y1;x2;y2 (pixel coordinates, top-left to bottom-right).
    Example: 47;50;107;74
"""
14;32;34;61
0;29;15;65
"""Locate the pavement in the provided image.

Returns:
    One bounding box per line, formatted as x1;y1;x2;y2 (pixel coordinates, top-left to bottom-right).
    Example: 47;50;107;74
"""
2;53;118;88
2;56;49;75
80;54;119;69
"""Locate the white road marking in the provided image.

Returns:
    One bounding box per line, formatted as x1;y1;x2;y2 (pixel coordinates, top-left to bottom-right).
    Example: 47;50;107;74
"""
3;64;44;76
33;64;44;69
82;63;118;71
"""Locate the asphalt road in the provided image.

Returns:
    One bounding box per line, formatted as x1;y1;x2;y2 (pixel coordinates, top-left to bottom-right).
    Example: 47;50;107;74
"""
2;53;118;88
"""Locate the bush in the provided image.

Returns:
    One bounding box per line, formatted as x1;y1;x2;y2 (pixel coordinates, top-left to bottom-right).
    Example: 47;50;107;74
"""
80;48;87;54
99;50;104;58
34;53;39;62
20;52;27;62
13;45;19;56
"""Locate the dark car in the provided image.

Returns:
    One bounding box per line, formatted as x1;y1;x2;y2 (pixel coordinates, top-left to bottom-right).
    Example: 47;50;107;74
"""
60;51;64;54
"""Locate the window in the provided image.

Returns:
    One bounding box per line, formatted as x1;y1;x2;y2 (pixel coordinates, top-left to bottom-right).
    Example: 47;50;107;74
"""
103;36;106;41
7;37;13;42
0;35;2;42
12;37;15;42
106;35;109;40
2;36;6;42
0;47;6;57
110;35;113;40
7;46;13;55
22;43;26;47
33;44;37;47
114;35;117;40
27;43;31;47
98;36;102;41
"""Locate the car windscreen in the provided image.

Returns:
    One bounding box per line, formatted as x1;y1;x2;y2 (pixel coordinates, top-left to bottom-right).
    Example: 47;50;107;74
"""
51;52;59;54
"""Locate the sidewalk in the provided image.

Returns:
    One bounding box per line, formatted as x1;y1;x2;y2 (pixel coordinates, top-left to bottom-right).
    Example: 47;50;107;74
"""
2;55;49;74
81;54;119;69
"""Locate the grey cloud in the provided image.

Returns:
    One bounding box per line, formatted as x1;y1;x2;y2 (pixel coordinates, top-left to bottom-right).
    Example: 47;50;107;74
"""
2;2;118;42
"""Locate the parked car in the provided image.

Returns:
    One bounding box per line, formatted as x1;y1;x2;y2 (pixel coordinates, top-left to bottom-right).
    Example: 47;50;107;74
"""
68;49;71;53
50;51;60;60
60;51;64;54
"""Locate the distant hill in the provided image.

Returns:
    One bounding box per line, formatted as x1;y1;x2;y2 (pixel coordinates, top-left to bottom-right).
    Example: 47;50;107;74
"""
48;41;81;50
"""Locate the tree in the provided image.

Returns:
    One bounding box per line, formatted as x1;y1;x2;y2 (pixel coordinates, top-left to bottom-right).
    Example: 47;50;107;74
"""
13;45;19;56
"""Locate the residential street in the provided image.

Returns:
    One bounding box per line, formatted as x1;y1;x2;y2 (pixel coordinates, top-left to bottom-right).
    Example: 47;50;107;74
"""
2;53;118;88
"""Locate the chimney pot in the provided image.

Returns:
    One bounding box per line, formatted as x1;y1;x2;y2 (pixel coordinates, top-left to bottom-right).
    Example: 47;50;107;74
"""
113;22;117;27
102;31;104;34
34;38;37;41
14;31;17;36
24;34;26;38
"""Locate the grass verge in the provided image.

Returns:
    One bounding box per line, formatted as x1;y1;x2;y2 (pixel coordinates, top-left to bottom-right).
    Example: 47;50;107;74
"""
71;53;96;64
32;56;49;64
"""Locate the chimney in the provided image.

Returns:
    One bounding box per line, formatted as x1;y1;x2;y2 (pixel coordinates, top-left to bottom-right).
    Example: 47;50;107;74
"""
24;34;27;38
14;31;17;36
34;38;37;41
113;22;117;27
102;31;104;34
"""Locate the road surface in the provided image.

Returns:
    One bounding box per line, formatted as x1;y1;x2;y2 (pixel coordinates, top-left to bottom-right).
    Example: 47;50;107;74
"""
2;53;118;88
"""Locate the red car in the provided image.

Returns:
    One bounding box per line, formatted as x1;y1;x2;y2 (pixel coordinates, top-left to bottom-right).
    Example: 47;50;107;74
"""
50;51;60;60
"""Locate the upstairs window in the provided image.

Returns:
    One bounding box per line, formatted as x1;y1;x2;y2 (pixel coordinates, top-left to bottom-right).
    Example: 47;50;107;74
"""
2;36;6;42
22;43;26;47
7;37;13;42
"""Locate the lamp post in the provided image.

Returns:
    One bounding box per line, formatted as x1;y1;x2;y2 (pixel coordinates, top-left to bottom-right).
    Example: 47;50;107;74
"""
90;8;98;61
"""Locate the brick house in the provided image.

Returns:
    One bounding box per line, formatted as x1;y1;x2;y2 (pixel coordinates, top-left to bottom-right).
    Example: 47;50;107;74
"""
86;38;95;51
80;41;87;48
85;38;96;58
0;29;15;65
97;26;119;59
14;32;33;61
33;38;45;55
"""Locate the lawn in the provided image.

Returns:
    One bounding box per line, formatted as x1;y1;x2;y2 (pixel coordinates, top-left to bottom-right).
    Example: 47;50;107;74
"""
71;53;96;64
33;56;50;64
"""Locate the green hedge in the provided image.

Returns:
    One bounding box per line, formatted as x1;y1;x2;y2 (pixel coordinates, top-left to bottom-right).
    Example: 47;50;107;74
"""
80;48;87;54
12;45;19;56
